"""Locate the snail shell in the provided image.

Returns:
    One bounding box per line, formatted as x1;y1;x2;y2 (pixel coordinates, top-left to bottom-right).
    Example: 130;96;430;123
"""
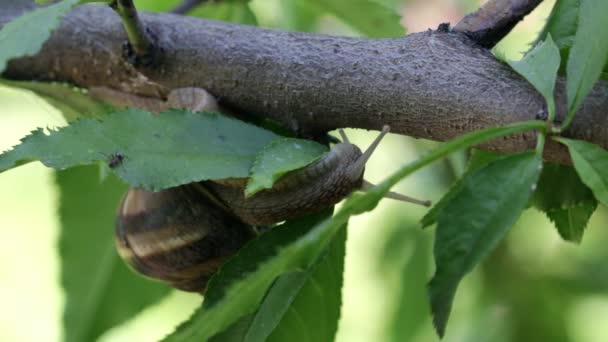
115;185;256;292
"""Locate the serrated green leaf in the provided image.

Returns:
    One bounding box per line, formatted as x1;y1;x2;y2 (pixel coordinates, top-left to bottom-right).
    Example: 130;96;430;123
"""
0;0;82;73
306;0;404;37
266;226;345;342
533;162;597;243
0;109;280;190
546;202;596;243
509;35;560;120
429;152;542;337
0;79;113;121
420;149;503;228
566;0;608;117
57;165;170;342
533;162;596;211
246;138;327;197
554;137;608;206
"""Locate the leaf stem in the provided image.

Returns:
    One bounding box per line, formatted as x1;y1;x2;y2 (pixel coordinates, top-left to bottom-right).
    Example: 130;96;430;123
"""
110;0;157;65
376;120;547;195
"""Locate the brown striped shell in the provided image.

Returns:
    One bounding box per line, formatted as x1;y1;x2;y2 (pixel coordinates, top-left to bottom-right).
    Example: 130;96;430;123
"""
115;185;256;292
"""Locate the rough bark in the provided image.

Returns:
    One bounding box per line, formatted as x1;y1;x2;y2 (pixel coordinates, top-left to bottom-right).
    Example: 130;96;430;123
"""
1;3;607;164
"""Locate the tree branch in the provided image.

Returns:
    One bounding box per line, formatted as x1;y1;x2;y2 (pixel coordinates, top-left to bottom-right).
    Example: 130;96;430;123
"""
454;0;543;48
1;3;607;164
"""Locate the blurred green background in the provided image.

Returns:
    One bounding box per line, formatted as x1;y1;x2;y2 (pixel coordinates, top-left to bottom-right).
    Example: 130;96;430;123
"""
3;0;608;341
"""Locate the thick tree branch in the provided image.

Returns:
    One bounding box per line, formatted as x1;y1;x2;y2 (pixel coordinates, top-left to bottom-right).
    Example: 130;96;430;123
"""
1;3;607;164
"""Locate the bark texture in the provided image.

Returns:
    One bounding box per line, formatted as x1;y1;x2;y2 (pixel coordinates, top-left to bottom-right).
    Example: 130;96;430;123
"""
1;3;608;163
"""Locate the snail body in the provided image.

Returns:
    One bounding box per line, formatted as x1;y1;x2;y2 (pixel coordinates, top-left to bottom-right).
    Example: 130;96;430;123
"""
110;87;425;293
205;127;389;225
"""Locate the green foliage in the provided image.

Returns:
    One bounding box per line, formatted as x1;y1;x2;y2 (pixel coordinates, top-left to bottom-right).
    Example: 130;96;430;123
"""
246;138;328;196
0;108;326;192
564;0;608;126
0;0;83;73
163;211;341;341
533;163;597;243
57;165;170;342
0;79;113;121
266;227;345;342
189;2;258;25
429;152;543;337
555;138;608;206
538;0;579;71
420;149;503;228
304;0;405;37
508;35;560;120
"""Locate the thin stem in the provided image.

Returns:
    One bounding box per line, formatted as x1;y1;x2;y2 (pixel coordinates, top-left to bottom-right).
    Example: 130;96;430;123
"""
535;131;546;154
171;0;210;15
379;121;546;195
110;0;155;63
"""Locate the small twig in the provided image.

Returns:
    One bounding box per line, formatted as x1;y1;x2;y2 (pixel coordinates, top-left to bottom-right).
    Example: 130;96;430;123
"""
110;0;158;66
171;0;210;15
453;0;542;48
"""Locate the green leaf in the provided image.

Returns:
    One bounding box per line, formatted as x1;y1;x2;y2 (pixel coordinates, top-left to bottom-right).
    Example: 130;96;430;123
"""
163;120;546;342
547;203;596;243
533;163;597;243
0;109;280;190
0;0;82;73
163;211;339;342
217;226;345;342
381;227;432;342
280;0;322;32
509;35;560;120
190;2;258;26
241;271;312;342
57;165;170;342
246;138;327;196
0;79;113;121
420;149;503;228
266;226;345;342
554;138;608;206
306;0;404;37
566;0;608;118
538;0;579;71
429;152;542;337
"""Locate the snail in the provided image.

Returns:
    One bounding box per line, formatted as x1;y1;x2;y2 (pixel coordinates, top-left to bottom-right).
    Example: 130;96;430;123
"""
105;87;429;292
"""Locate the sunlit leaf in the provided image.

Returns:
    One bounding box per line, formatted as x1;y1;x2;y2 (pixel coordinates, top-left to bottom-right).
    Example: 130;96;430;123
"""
58;165;170;342
429;152;542;337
